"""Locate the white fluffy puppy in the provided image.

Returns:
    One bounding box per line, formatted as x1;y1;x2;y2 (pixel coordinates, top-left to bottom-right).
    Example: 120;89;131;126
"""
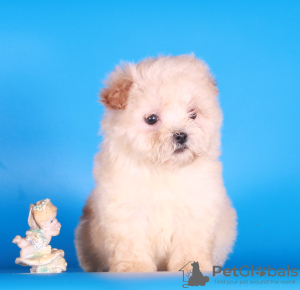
75;55;237;272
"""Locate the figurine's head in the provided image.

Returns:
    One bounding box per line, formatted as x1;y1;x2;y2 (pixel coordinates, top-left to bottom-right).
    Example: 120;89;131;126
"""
28;199;61;236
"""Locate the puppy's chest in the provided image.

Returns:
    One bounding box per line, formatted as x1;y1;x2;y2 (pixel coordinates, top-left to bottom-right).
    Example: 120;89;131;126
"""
133;174;205;233
105;167;213;235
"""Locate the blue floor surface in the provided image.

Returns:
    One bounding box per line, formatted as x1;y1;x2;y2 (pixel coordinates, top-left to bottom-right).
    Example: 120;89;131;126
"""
0;271;299;289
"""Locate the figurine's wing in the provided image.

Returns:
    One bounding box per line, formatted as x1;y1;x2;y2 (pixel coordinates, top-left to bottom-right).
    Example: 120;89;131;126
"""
28;204;39;229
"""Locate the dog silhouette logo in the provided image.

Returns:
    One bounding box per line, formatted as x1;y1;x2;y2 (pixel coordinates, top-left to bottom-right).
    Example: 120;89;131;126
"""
179;261;209;287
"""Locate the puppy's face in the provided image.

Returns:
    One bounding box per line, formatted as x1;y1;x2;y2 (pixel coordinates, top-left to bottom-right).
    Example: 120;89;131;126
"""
101;55;222;168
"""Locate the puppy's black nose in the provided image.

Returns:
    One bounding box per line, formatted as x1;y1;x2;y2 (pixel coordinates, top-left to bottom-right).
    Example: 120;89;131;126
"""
173;132;188;144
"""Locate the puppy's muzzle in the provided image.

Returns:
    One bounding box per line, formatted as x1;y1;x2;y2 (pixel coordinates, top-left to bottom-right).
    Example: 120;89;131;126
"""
173;132;188;145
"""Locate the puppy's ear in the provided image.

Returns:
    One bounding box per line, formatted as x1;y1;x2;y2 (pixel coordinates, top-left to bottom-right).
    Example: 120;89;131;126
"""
209;76;219;94
100;64;133;110
189;54;219;95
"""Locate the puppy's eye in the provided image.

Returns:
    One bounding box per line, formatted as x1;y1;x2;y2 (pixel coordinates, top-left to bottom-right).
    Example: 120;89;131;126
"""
189;111;197;120
51;220;53;223
145;114;158;125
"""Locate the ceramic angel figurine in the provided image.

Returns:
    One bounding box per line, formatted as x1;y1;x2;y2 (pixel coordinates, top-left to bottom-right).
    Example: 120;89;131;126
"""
12;198;67;273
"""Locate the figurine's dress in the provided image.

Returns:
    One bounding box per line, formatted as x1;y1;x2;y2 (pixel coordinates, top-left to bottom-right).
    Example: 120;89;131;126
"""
15;229;67;273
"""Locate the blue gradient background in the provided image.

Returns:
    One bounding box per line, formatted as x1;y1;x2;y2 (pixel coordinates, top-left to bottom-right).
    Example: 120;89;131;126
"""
0;0;299;272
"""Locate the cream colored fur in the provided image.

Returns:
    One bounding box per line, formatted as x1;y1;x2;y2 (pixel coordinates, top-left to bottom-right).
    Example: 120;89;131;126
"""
75;55;237;272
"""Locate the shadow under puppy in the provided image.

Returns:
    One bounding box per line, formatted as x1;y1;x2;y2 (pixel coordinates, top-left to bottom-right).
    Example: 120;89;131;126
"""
75;54;237;272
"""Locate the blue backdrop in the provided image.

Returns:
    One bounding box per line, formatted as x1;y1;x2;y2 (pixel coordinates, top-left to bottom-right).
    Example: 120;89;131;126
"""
0;0;299;271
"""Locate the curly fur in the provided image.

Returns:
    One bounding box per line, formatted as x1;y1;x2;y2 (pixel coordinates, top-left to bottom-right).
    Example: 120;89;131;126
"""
75;54;237;272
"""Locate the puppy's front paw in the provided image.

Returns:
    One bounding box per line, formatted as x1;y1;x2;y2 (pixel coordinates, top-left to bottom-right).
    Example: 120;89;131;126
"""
110;261;156;272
